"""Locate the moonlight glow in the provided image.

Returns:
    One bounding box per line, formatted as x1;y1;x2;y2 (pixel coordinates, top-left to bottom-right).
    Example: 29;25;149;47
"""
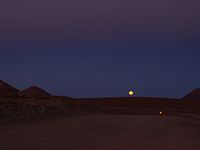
128;90;134;96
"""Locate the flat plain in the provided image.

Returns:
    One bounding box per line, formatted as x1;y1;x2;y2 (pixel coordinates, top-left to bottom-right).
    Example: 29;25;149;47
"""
0;114;200;150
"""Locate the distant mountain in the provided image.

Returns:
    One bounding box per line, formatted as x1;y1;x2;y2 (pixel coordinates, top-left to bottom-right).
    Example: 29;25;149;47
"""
182;88;200;100
21;86;51;97
0;79;20;96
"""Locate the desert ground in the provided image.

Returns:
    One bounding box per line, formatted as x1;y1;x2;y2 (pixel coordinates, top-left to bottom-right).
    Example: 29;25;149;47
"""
1;114;200;150
1;80;200;150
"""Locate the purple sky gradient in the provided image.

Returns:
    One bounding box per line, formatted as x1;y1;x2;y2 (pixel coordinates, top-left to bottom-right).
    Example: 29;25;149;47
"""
0;0;200;98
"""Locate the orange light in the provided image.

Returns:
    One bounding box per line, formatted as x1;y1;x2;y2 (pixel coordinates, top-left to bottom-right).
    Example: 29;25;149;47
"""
159;111;163;115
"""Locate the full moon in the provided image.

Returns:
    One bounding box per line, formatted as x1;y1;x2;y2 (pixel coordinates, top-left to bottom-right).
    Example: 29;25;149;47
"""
128;90;134;96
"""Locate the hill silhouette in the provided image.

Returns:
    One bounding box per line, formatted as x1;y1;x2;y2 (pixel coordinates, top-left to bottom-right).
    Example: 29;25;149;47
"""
0;79;19;96
182;88;200;100
21;86;51;97
0;79;200;120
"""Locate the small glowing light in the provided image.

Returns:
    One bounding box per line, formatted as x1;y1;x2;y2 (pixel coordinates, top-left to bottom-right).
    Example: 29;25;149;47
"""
159;111;163;115
128;90;134;96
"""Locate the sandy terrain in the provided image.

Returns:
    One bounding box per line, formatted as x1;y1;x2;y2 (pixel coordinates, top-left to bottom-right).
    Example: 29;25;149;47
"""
0;115;200;150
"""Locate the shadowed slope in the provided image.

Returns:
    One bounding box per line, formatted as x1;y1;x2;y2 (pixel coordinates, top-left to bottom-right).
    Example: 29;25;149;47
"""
182;88;200;100
0;79;19;96
21;86;51;97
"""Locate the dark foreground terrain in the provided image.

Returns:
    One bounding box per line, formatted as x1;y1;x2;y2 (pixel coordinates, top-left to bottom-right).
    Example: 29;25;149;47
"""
1;115;200;150
77;97;200;115
0;96;200;150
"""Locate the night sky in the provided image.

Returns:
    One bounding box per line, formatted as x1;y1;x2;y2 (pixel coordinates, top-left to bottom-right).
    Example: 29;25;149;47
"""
1;0;200;98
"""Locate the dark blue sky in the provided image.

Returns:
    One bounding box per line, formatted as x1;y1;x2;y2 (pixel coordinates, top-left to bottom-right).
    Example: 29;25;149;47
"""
0;0;200;98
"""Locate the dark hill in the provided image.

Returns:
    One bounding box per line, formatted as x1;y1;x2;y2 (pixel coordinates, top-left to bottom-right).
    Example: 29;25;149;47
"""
21;86;51;97
0;79;19;96
182;88;200;100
